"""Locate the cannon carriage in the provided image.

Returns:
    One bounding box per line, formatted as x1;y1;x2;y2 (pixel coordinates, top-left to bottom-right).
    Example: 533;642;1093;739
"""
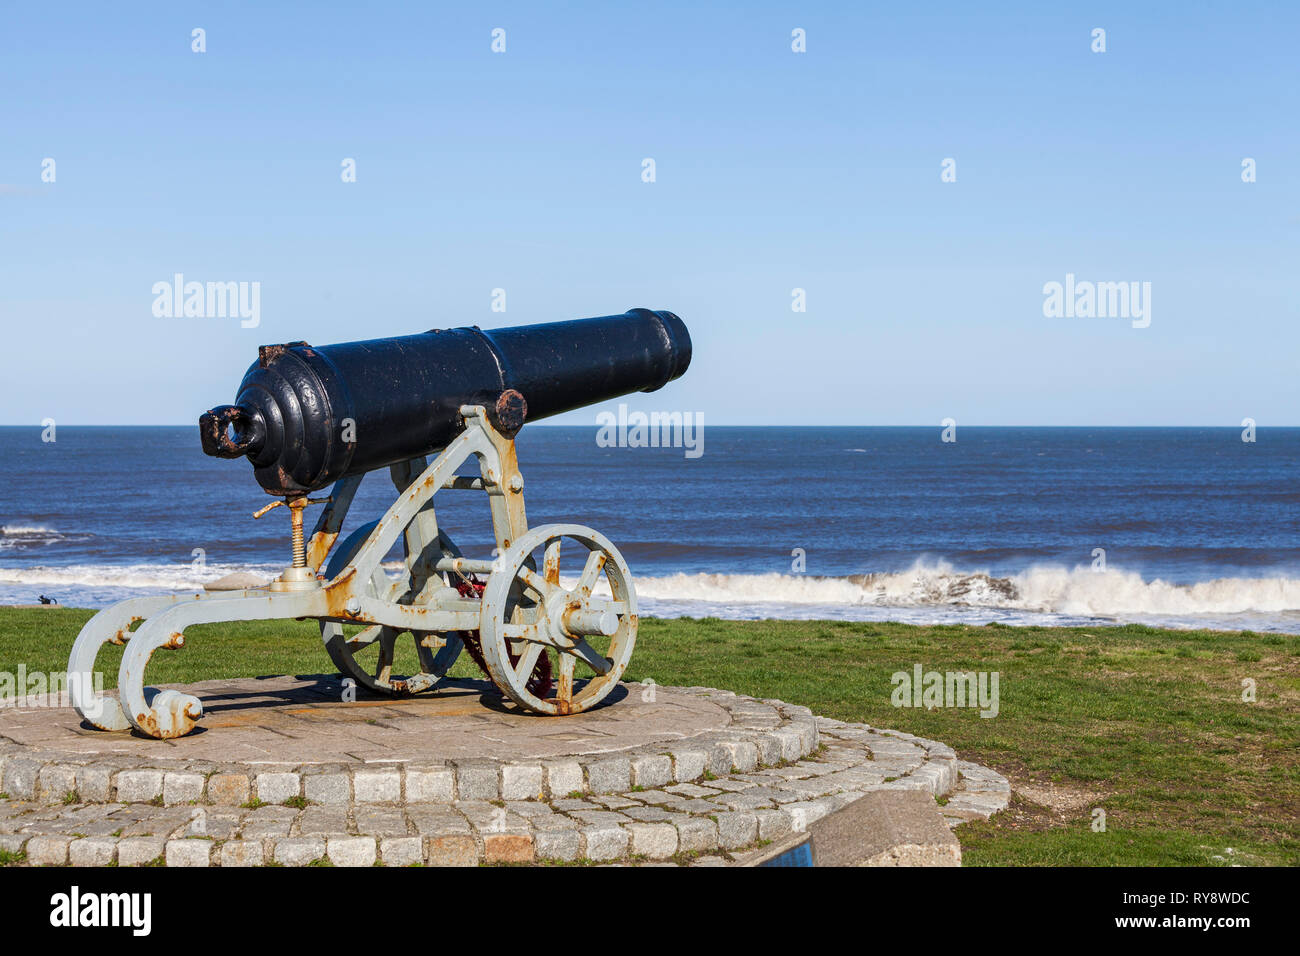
68;309;691;739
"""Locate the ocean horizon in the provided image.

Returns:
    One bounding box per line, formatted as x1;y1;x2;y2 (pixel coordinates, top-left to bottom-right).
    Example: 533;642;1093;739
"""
3;425;1298;633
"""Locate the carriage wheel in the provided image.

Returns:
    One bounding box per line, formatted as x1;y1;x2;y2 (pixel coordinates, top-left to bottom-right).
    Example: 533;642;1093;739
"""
479;523;638;715
319;520;464;695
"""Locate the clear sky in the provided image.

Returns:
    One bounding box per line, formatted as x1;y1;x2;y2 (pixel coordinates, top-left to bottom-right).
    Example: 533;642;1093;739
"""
1;1;1296;426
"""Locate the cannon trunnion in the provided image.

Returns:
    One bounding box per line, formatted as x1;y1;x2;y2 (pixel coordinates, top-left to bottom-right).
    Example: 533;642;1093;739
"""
68;309;692;739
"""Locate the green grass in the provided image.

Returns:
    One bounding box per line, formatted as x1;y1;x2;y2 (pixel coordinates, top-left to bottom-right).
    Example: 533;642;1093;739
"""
3;608;1297;866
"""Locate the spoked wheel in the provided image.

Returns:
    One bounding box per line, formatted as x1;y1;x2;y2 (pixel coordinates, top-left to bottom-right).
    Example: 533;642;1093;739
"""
479;523;638;715
319;520;465;694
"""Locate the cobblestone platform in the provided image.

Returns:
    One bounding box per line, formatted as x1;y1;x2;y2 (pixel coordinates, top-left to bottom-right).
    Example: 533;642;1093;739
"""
0;677;1010;866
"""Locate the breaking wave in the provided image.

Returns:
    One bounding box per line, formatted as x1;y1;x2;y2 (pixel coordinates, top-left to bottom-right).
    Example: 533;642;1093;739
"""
0;562;282;591
628;562;1300;618
0;525;78;550
4;559;1300;632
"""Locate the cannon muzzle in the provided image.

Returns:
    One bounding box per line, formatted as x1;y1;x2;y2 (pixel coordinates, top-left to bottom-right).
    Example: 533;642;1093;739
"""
200;308;692;495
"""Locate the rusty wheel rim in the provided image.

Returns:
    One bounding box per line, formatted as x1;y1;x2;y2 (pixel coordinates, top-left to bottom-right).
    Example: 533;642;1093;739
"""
479;523;637;715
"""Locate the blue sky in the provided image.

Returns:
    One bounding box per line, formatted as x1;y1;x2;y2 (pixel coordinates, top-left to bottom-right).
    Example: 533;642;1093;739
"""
1;1;1296;425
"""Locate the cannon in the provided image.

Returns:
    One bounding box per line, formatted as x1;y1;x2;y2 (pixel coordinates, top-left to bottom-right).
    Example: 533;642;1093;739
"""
68;309;691;739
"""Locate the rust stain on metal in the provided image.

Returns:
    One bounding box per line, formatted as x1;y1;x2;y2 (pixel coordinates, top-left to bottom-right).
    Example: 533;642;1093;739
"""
306;530;340;573
323;583;357;620
257;341;307;368
492;389;528;437
110;616;144;646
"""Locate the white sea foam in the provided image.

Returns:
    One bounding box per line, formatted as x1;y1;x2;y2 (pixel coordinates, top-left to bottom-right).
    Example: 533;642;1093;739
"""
0;525;70;550
4;559;1300;632
626;562;1300;617
0;562;282;590
1005;565;1300;616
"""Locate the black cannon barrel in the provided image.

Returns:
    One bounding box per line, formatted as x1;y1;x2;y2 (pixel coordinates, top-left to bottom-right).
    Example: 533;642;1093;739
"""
199;308;692;496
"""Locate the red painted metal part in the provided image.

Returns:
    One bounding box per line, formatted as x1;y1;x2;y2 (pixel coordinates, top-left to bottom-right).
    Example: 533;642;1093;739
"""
455;578;553;699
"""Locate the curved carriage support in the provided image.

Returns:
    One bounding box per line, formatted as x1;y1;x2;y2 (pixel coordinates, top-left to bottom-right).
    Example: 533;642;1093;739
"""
117;592;330;738
67;478;370;734
68;590;266;732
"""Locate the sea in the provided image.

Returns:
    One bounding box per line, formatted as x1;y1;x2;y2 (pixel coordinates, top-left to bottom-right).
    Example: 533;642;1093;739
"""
2;426;1299;633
